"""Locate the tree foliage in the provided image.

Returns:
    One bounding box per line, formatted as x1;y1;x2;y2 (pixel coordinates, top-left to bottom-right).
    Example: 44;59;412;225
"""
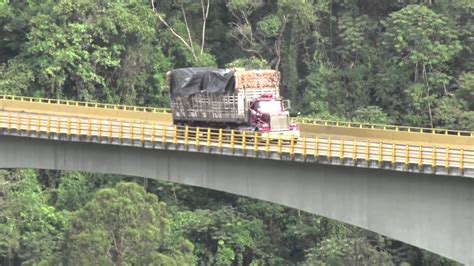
0;170;65;265
64;182;195;265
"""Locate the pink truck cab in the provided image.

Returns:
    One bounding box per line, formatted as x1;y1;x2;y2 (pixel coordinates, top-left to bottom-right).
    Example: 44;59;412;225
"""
249;94;299;137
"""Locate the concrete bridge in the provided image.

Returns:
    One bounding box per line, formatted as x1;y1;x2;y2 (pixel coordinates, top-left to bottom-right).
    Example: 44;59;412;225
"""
1;95;473;264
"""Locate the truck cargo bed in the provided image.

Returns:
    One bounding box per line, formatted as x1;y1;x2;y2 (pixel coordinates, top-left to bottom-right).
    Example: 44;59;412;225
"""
171;94;247;124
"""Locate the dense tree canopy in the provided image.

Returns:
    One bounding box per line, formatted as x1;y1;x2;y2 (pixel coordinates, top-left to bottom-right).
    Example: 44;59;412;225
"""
1;0;472;129
64;182;195;265
0;0;471;265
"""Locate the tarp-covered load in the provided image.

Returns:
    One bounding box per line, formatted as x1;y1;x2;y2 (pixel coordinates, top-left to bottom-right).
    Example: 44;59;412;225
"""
167;68;280;99
168;68;235;99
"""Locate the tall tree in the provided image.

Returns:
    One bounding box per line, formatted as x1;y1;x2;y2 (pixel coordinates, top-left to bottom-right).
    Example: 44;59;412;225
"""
382;5;462;127
64;182;195;265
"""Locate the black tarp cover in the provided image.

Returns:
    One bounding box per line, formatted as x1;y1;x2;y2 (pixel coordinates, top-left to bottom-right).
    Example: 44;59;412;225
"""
169;68;235;98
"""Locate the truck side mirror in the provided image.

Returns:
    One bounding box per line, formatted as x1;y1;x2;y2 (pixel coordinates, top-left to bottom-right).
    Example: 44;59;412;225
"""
283;100;291;111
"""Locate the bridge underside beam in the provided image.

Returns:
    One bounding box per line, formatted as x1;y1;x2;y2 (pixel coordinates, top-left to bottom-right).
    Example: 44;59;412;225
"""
0;136;472;265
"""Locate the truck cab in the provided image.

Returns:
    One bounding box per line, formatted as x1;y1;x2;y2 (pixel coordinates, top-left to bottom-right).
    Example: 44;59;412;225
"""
249;94;299;138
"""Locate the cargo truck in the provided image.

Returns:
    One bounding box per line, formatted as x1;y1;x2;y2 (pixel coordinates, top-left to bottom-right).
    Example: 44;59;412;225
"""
168;68;299;138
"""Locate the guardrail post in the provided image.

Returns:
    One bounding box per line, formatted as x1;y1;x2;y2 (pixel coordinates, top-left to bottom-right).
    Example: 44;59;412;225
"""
314;137;319;161
207;128;211;151
162;126;167;146
109;121;113;143
151;124;156;147
418;145;422;171
7;113;12;133
460;148;464;173
378;142;382;167
253;132;259;157
432;146;436;171
46;117;51;138
405;145;409;170
302;136;307;161
289;137;295;159
352;140;357;165
277;135;282;158
445;147;450;172
119;121;123;144
67;117;71;140
88;118;92;141
218;128;223;152
98;121;102;142
195;127;200;151
36;115;40;135
173;125;178;146
340;139;344;162
184;125;189;149
141;122;145;146
391;143;396;166
230;129;235;154
366;141;370;165
16;114;20;132
327;137;332;161
26;113;31;136
265;136;270;157
57;118;61;137
242;131;246;155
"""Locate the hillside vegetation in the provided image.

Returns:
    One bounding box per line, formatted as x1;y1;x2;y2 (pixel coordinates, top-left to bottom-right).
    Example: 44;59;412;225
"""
0;0;471;265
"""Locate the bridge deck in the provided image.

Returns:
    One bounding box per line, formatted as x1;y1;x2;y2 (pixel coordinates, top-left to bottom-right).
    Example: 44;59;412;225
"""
0;108;472;177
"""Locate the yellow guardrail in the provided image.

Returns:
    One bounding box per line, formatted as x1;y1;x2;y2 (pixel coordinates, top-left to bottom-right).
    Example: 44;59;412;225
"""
1;111;472;176
2;95;473;145
0;95;170;113
295;117;474;137
0;95;172;124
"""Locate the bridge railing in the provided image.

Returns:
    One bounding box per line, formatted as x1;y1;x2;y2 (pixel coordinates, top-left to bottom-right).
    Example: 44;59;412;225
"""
294;117;474;137
1;111;472;176
0;95;171;114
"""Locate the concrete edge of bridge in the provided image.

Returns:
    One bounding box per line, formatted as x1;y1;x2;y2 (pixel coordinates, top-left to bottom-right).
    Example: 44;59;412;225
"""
1;128;471;178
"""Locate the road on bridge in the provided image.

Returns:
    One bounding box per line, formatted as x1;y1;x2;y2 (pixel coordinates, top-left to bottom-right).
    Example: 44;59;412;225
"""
1;109;472;177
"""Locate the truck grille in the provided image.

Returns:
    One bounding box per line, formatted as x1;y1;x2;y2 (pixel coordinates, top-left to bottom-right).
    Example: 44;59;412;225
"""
270;115;289;130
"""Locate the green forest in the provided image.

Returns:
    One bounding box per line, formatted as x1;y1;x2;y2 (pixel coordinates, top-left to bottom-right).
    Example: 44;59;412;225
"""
0;0;472;265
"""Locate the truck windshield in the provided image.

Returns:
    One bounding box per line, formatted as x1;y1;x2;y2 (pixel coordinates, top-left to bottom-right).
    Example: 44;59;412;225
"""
257;101;282;113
